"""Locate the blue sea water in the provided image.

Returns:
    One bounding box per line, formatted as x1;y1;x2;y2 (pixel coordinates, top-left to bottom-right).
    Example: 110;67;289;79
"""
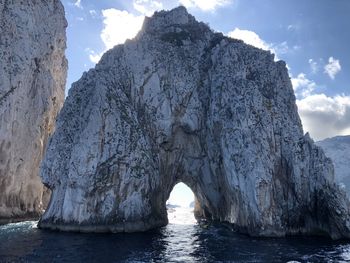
1;210;350;263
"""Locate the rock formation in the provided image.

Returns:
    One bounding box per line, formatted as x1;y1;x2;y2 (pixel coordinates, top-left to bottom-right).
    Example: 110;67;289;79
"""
0;0;67;223
39;7;350;239
317;136;350;195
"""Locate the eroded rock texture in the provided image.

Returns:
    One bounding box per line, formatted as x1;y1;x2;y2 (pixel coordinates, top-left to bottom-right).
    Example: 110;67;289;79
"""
317;136;350;195
0;0;67;223
40;7;350;239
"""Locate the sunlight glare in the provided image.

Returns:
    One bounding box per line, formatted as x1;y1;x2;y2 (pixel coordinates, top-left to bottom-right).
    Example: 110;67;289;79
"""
166;183;196;225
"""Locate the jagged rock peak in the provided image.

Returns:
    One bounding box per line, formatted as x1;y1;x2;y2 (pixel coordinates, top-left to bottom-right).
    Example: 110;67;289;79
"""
40;7;350;240
143;6;195;31
135;5;215;46
0;0;67;223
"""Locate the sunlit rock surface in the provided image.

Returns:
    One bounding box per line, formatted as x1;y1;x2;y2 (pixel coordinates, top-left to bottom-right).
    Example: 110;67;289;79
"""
0;0;67;223
40;7;350;239
317;136;350;195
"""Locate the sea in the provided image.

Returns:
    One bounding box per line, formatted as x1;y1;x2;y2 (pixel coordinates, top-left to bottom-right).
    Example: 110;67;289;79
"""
1;207;350;262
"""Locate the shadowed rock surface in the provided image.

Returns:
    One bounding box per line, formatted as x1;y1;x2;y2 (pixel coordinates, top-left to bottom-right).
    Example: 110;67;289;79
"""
39;7;350;239
0;0;67;223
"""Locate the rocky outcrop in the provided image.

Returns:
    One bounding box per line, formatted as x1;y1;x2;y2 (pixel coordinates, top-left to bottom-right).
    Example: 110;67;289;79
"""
0;0;67;223
317;136;350;195
39;7;350;239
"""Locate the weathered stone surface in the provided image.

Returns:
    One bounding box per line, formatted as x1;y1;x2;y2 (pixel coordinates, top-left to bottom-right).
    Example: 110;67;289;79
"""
0;0;67;223
317;136;350;195
39;7;350;239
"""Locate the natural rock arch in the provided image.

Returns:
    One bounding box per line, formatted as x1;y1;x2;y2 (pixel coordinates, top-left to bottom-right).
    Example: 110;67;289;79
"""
39;7;350;239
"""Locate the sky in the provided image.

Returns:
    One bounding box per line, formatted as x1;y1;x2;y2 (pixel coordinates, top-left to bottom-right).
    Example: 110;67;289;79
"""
61;0;350;206
167;183;194;207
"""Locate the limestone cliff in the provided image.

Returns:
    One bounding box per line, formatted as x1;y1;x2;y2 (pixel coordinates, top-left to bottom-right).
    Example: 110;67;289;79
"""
317;136;350;195
0;0;67;223
39;7;350;239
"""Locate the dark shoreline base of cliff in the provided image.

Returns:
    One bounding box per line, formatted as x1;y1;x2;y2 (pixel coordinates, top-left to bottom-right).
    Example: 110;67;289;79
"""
37;217;168;233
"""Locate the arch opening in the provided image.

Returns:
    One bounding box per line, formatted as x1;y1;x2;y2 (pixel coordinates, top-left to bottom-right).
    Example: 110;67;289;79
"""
166;182;196;225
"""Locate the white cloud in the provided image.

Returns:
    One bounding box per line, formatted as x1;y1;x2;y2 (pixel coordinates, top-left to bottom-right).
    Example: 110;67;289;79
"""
287;24;296;31
297;94;350;140
324;56;341;79
227;28;348;141
89;9;98;18
74;0;82;9
179;0;232;11
291;73;316;98
228;28;271;51
101;9;144;50
287;24;301;32
87;1;234;64
85;4;349;143
273;41;289;55
133;0;163;16
227;28;290;60
132;0;232;14
290;72;350;140
85;48;102;64
89;54;101;64
86;9;145;64
308;59;319;74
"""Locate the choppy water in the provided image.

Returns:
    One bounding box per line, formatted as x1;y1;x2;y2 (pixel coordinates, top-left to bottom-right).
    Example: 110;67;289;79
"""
1;209;350;262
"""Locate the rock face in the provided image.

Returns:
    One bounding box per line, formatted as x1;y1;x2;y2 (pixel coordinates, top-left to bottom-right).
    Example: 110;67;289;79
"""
317;136;350;195
0;0;67;223
39;7;350;239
